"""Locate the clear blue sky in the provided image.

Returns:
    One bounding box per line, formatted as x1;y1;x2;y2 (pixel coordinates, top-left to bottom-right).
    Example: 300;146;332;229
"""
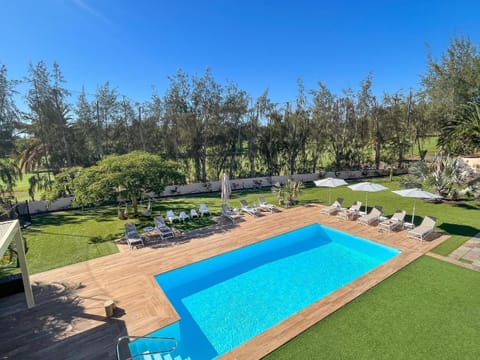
1;0;479;106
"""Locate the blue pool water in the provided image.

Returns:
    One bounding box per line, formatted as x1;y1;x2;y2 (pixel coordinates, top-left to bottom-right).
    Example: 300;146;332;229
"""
130;223;400;359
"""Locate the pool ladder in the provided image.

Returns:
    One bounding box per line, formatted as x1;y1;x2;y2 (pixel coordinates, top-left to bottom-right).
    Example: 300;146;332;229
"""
116;335;178;360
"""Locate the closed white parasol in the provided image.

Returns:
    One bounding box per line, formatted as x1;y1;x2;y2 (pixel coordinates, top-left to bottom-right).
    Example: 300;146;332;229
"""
221;173;231;206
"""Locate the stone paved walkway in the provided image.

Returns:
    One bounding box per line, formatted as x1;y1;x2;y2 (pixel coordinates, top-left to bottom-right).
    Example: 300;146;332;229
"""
448;232;480;271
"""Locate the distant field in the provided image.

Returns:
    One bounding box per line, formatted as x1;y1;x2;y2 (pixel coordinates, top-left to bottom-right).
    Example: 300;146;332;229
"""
9;137;439;201
12;173;32;202
406;136;438;159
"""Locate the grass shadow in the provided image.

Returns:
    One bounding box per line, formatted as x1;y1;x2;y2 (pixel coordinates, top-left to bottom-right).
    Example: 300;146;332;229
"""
438;223;479;238
89;234;119;244
452;201;480;211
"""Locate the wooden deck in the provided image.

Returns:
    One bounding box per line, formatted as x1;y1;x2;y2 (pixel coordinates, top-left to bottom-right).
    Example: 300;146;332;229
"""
0;205;448;359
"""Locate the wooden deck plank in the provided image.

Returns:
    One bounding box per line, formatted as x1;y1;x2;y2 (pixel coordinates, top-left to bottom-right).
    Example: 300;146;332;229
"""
0;205;449;359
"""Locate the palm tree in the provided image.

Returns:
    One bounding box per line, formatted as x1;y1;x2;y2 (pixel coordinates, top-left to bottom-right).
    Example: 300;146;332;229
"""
0;158;22;199
272;179;304;206
442;102;480;154
17;137;49;174
27;173;53;201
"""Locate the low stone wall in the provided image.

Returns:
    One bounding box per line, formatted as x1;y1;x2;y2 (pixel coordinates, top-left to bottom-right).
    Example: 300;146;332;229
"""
27;196;74;215
27;169;407;215
158;168;406;197
462;156;480;174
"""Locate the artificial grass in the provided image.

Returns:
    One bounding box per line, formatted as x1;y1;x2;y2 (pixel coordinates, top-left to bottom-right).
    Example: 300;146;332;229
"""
19;208;121;274
2;176;478;275
1;196;219;275
266;256;480;360
294;177;480;256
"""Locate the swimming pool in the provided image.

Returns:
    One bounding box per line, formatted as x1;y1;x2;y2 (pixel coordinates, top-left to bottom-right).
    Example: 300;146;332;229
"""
130;223;400;359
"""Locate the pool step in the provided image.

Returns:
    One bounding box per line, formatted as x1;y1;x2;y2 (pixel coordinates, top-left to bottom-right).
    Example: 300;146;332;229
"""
115;335;178;360
143;354;192;360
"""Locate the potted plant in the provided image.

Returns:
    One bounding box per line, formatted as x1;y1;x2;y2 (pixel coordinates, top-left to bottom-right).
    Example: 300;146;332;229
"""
272;179;304;207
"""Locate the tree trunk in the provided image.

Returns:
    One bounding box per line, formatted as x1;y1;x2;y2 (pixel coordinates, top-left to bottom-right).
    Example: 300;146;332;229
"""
130;194;138;216
398;142;404;168
311;149;318;173
289;152;296;175
194;155;201;182
61;129;72;168
96;101;103;158
248;141;255;177
200;147;207;182
375;139;381;170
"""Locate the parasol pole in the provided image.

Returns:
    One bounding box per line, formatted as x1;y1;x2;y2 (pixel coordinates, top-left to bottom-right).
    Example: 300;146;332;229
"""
411;198;416;227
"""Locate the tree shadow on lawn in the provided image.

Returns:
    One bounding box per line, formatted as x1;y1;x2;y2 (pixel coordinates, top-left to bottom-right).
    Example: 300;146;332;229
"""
89;234;120;244
300;195;323;204
72;208;120;222
29;208;118;231
439;223;480;238
29;212;85;228
151;199;212;212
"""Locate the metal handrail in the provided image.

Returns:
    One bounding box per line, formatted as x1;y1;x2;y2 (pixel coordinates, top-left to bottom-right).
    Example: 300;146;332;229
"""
116;335;178;360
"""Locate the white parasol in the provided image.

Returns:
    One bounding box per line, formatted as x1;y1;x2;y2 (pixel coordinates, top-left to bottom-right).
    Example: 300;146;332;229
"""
348;182;388;214
314;177;348;204
392;188;442;227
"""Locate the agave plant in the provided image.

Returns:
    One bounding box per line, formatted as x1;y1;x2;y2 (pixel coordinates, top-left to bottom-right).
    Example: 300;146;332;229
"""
460;175;480;198
401;153;473;199
272;179;304;206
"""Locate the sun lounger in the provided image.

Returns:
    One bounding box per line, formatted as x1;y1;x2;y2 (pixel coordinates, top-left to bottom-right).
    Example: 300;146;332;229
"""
320;198;344;216
377;210;406;232
199;204;211;217
258;196;277;212
221;204;242;223
166;210;180;224
240;200;259;217
153;216;175;240
357;206;383;226
179;211;189;221
407;216;437;241
190;209;199;218
124;222;144;249
337;201;362;220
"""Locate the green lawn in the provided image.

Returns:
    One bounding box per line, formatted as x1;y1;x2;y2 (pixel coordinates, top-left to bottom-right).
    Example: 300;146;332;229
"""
1;176;478;276
266;256;480;360
22;208;121;274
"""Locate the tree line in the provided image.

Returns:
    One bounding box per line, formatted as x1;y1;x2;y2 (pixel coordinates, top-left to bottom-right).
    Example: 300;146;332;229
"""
1;37;479;192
